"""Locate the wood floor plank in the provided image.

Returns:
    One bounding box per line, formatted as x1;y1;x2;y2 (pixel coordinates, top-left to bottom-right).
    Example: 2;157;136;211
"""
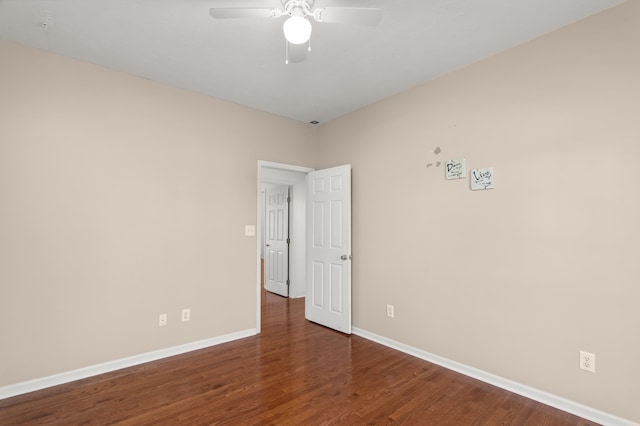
0;290;599;425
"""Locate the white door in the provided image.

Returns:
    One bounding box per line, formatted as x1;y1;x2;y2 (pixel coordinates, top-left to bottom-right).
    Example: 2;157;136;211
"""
305;165;352;334
265;185;290;297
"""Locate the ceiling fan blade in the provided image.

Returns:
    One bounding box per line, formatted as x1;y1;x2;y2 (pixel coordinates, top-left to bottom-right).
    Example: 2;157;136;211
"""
314;8;382;26
208;0;283;7
209;8;280;19
287;43;308;64
314;0;383;8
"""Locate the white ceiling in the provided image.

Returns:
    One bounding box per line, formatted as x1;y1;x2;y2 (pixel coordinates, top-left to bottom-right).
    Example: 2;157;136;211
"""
0;0;625;124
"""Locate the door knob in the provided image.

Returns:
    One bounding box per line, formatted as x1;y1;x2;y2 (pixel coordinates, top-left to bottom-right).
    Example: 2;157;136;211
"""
340;254;352;260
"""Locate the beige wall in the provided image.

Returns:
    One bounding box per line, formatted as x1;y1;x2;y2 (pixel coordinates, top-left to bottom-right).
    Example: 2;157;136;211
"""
0;39;317;385
317;1;639;421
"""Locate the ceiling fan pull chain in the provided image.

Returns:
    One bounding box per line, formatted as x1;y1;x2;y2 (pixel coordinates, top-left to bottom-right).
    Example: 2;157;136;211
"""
285;40;290;64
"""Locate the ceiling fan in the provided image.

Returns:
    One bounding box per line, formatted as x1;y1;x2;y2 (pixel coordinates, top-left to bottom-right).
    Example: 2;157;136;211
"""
209;0;383;64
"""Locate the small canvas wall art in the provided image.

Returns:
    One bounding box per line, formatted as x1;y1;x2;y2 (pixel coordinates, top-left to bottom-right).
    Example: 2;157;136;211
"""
445;159;466;179
470;168;495;190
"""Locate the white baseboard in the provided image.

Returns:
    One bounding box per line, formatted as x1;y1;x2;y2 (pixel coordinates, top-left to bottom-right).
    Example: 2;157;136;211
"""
0;328;257;400
352;327;636;426
2;326;635;425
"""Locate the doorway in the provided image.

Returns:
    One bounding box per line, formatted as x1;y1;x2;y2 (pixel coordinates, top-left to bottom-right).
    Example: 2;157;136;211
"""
256;161;314;332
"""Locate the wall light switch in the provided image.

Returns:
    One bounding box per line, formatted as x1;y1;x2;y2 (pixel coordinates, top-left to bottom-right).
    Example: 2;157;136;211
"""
159;313;167;327
245;225;256;237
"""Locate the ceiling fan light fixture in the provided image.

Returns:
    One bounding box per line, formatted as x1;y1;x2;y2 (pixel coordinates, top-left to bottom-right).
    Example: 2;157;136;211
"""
283;16;312;44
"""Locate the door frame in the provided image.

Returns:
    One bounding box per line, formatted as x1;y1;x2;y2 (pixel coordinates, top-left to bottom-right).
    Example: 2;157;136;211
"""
256;161;314;333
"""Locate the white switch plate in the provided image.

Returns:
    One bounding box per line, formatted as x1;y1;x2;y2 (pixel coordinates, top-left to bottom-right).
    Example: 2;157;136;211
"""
245;225;256;236
159;313;167;327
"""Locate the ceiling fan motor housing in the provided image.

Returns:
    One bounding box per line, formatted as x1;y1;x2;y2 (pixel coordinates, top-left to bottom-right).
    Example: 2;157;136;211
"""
284;0;313;18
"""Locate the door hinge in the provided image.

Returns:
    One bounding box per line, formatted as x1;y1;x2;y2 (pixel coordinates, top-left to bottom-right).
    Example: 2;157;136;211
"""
287;196;290;203
286;279;290;286
287;238;290;244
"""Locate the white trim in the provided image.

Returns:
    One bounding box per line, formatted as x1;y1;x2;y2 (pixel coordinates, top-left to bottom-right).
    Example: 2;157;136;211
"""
258;160;314;174
352;327;636;426
0;328;256;400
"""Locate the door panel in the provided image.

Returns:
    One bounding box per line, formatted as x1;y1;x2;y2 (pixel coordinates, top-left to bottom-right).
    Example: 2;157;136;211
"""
305;165;351;334
330;263;343;313
330;200;343;249
265;185;289;297
312;202;324;247
312;261;324;307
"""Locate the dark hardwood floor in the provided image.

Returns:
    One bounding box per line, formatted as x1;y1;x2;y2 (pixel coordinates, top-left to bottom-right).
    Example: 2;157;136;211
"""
0;290;597;425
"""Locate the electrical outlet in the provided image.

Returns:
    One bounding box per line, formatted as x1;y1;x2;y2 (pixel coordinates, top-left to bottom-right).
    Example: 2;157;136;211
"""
159;313;168;327
386;304;394;318
580;350;596;373
181;308;191;322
